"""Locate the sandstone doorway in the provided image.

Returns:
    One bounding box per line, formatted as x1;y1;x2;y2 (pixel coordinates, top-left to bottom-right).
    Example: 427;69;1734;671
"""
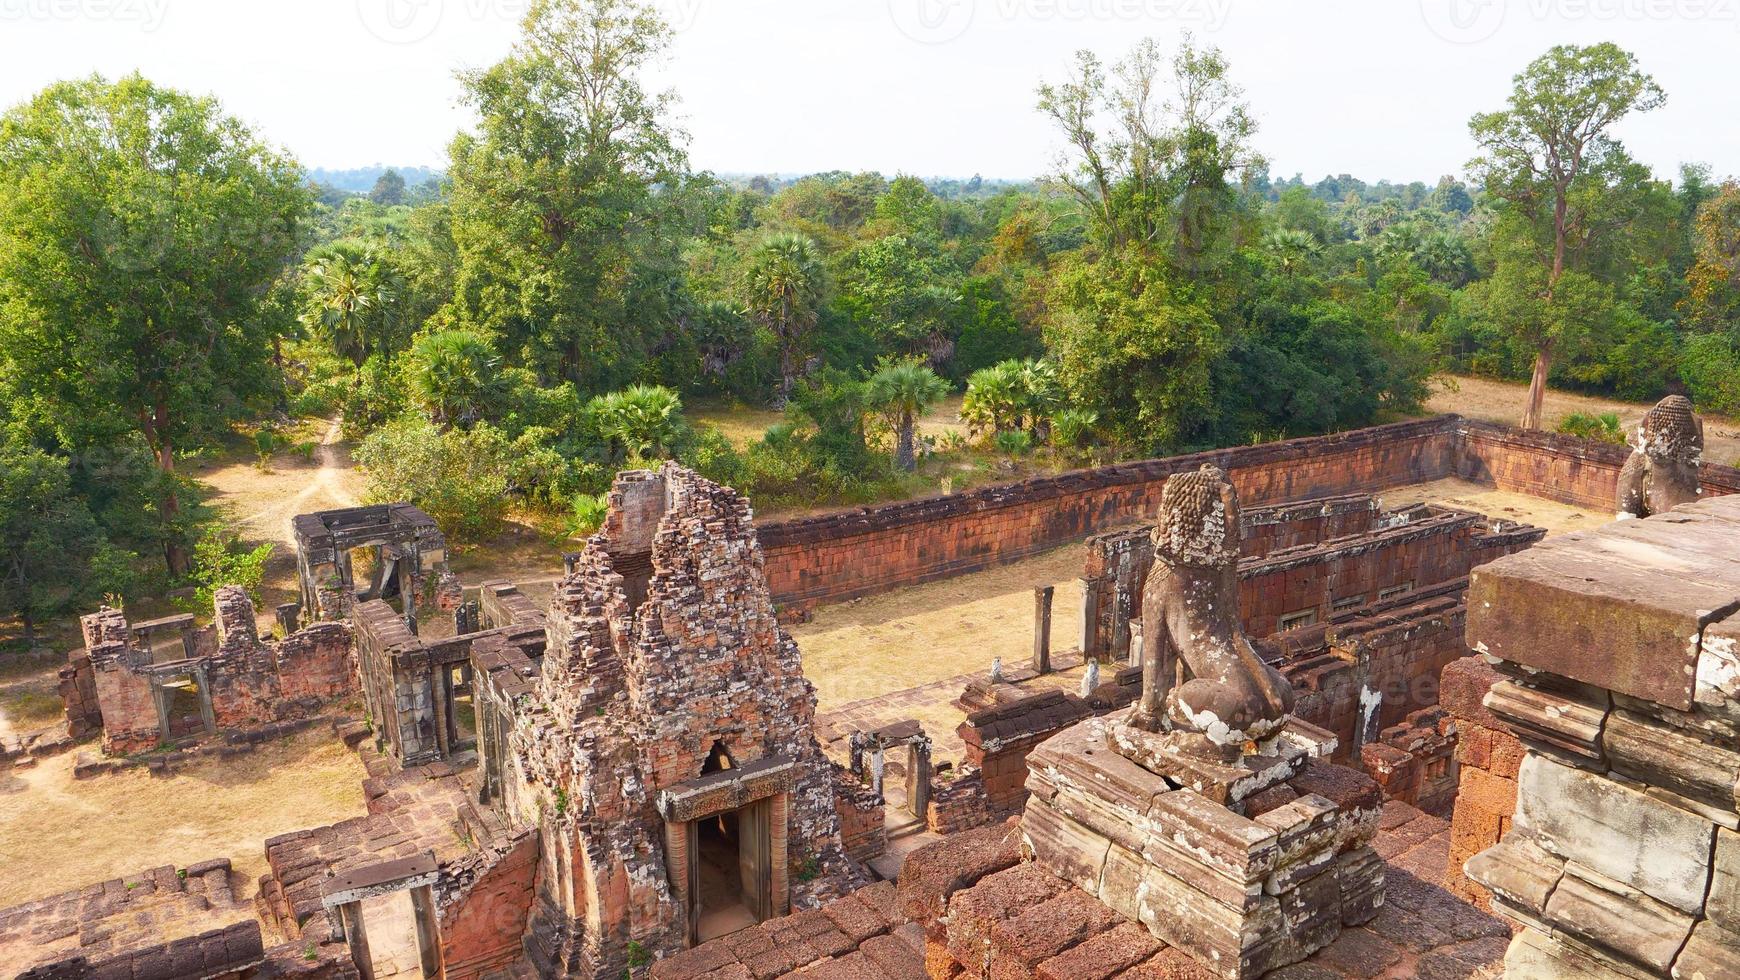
692;797;772;942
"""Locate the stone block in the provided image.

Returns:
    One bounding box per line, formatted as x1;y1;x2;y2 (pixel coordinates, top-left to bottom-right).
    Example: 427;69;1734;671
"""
1463;837;1561;916
1672;920;1740;980
1604;710;1740;815
1545;868;1695;974
1513;754;1714;914
1466;509;1740;712
1484;680;1609;766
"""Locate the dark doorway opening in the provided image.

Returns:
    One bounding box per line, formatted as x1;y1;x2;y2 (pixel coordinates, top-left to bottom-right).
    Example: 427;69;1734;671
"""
162;675;207;738
696;809;753;942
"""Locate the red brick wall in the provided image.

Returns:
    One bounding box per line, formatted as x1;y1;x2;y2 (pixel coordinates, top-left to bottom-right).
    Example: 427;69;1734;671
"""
440;832;541;980
755;416;1740;614
758;417;1456;611
1436;656;1524;910
1455;418;1740;510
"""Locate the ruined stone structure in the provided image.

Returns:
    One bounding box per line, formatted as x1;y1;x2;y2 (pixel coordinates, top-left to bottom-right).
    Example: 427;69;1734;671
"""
65;590;352;755
1616;394;1704;519
1083;495;1541;659
293;503;460;625
474;466;860;977
1012;466;1384;979
1464;494;1740;977
351;584;545;768
30;410;1740;980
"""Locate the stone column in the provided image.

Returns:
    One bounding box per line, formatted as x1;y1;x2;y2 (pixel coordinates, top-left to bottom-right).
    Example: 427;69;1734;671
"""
907;738;933;820
1080;578;1100;660
410;884;442;977
337;901;374;980
1033;586;1054;675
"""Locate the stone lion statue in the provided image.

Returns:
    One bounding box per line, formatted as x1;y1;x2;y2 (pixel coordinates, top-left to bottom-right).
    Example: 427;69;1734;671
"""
1131;465;1294;757
1617;395;1703;519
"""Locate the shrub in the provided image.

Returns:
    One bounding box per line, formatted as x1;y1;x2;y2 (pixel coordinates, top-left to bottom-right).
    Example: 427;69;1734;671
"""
1556;411;1626;445
181;530;274;611
994;430;1034;455
1051;408;1100;449
355;418;512;542
571;493;608;536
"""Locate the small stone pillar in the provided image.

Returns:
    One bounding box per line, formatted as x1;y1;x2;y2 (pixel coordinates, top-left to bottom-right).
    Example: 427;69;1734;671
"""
337;901;374;980
906;736;933;820
1079;577;1100;659
1033;585;1054;675
1463;495;1740;979
410;884;442;977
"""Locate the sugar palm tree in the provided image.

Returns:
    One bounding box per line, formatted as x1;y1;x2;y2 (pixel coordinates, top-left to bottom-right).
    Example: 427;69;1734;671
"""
961;361;1025;438
589;385;685;461
406;330;500;427
742;234;826;406
300;251;375;373
867;360;951;471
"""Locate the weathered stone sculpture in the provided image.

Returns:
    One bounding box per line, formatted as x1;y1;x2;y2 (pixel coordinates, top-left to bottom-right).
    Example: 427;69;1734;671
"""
1616;394;1703;519
1020;465;1384;979
1131;465;1295;757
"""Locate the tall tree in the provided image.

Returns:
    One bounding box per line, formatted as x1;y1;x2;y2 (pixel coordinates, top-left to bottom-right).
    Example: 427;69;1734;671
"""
0;74;308;574
0;442;117;644
370;168;407;206
866;360;949;471
444;0;690;390
1468;43;1666;429
742;233;826;405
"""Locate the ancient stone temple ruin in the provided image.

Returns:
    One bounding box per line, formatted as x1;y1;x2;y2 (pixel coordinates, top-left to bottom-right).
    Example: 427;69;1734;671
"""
1464;493;1740;978
63;588;352;754
293;503;460;624
1011;466;1385;979
480;466;860;976
22;404;1740;980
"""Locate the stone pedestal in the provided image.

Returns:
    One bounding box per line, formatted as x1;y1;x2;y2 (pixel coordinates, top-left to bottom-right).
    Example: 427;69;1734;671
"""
1462;495;1740;979
1020;710;1384;979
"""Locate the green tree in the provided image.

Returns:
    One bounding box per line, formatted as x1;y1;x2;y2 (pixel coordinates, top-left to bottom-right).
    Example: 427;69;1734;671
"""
866;360;950;471
299;246;407;373
588;385;685;460
961;361;1026;438
405;330;503;427
743;233;827;405
0;75;309;574
443;0;690;389
0;442;120;643
355;418;513;542
1468;43;1666;429
370;169;407;206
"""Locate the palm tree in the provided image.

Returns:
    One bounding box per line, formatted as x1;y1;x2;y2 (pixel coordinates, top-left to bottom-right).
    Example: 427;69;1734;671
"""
300;252;375;373
962;361;1025;438
867;360;951;471
406;330;501;427
589;385;685;461
1016;359;1063;438
742;234;826;406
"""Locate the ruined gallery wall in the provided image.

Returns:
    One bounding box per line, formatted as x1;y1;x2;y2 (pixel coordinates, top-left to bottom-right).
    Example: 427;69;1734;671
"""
757;417;1457;612
1454;418;1740;510
756;415;1740;614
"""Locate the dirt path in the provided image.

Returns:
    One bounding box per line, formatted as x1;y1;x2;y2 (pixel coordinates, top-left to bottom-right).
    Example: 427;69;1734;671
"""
195;418;362;553
1426;375;1740;465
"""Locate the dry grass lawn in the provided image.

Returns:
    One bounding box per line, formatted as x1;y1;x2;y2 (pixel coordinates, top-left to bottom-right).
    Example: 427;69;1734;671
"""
0;731;367;908
793;542;1091;713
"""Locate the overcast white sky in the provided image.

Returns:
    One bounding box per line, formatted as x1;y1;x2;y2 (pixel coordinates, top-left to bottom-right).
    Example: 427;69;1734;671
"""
3;0;1738;184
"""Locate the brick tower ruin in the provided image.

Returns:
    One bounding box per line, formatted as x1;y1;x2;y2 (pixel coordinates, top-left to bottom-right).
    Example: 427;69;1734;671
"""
491;465;859;978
